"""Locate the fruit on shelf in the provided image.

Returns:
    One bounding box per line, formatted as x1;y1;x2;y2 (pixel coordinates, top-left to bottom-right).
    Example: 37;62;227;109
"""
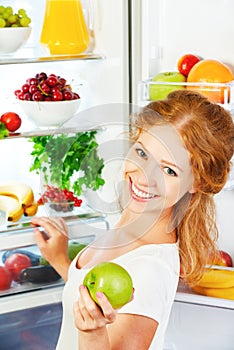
2;249;40;266
0;6;31;28
68;242;87;261
177;53;201;77
194;268;234;289
187;59;234;103
0;181;34;208
4;253;32;281
212;250;233;267
191;285;234;300
0;266;12;291
83;262;134;309
0;194;24;222
15;72;80;102
149;71;186;101
38;185;82;213
40;241;87;266
0;112;22;132
23;201;39;217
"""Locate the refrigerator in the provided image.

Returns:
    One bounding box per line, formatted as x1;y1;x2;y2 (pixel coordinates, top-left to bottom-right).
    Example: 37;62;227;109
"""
0;0;234;349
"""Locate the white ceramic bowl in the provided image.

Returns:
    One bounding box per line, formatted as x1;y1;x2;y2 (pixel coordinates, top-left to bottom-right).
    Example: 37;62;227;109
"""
0;27;32;54
19;99;81;127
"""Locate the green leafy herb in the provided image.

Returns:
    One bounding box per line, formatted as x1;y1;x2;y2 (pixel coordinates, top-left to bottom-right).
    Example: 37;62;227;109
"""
0;122;9;139
29;131;105;196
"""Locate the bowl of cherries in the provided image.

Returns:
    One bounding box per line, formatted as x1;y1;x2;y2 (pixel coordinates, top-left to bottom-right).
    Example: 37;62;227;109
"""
38;185;83;215
15;72;81;127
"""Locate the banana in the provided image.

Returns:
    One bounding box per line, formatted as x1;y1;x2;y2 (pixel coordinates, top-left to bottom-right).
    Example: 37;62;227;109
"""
0;195;24;222
0;181;34;208
191;285;234;300
195;268;234;289
24;201;39;216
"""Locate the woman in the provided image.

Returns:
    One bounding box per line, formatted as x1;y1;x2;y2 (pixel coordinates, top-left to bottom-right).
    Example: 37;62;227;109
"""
32;90;234;349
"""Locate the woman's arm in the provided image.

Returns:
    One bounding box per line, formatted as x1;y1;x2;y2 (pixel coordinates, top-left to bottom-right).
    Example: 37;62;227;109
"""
73;285;158;350
31;216;71;281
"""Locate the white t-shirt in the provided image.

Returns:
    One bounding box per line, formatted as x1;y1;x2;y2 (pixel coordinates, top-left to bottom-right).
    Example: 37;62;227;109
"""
56;243;180;350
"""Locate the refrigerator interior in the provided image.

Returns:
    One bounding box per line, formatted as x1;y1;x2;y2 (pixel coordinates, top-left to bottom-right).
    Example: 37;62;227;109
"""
0;1;130;348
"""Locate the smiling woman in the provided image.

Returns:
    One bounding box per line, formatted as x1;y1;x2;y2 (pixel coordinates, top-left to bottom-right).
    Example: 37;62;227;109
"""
32;89;234;350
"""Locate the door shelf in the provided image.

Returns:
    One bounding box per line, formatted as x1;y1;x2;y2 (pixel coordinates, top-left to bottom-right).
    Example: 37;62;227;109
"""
138;79;234;112
176;279;234;310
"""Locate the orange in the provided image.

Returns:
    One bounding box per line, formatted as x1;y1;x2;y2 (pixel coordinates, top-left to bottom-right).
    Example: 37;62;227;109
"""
187;59;234;104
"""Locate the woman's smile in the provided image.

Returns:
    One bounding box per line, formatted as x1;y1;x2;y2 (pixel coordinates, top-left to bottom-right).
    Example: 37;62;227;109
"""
130;177;158;201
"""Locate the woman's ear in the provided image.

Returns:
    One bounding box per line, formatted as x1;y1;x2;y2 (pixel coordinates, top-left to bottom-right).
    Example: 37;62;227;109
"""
189;186;197;194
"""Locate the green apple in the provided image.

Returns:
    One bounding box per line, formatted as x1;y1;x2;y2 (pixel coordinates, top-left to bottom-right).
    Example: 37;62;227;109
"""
68;242;87;261
149;71;186;101
39;242;86;266
83;261;133;309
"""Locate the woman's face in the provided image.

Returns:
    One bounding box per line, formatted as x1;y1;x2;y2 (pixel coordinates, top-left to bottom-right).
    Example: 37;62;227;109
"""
122;124;194;216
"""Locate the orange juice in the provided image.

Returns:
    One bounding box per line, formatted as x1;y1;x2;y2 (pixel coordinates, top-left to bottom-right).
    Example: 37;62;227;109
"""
40;0;90;55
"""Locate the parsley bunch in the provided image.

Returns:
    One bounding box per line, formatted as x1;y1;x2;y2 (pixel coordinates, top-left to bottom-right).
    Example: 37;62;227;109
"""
29;131;105;196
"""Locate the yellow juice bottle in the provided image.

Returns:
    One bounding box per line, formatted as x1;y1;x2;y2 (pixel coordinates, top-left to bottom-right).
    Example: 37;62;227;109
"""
40;0;90;55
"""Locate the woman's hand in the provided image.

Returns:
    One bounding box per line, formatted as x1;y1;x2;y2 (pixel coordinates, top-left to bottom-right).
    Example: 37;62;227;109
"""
31;216;71;281
74;285;117;332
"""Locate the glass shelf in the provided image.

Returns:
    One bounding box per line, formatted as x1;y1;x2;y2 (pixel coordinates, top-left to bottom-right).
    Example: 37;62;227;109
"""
0;50;105;66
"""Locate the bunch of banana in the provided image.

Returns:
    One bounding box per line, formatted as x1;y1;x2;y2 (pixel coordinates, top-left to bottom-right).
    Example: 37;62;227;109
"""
0;181;38;222
191;267;234;300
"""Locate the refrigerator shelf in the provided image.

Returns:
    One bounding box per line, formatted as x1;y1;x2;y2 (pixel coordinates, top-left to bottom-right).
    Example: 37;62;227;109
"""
176;279;234;310
0;51;105;66
139;79;234;112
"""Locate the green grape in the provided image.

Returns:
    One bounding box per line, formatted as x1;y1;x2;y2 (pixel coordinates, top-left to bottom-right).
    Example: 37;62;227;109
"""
8;14;17;24
18;9;26;16
2;11;10;20
0;17;6;28
20;16;31;27
0;6;31;27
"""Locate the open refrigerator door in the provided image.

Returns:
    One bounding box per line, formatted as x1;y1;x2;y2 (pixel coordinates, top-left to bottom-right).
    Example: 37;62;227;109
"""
129;1;234;349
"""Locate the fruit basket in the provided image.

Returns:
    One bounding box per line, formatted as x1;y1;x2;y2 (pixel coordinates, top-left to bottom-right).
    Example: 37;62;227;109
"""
139;79;234;110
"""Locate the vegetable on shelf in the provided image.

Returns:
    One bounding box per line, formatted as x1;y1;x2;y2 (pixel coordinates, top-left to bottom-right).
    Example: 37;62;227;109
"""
0;122;9;139
29;131;105;196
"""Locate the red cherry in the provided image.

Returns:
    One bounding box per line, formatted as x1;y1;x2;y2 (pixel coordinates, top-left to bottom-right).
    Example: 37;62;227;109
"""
72;93;80;100
22;84;29;93
32;91;44;101
24;93;32;101
46;75;58;87
63;90;73;100
40;83;51;95
52;90;63;101
27;78;38;86
29;85;38;95
14;89;21;97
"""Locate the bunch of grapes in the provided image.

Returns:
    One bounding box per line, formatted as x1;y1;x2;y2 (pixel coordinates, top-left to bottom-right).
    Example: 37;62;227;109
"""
0;6;31;28
14;72;80;102
38;185;83;212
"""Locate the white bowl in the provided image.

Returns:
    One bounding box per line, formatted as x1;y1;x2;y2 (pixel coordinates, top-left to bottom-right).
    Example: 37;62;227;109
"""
0;27;32;54
19;99;81;127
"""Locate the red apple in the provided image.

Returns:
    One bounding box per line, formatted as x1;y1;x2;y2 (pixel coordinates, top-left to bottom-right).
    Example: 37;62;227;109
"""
0;266;12;290
4;253;32;281
177;54;201;77
214;250;233;267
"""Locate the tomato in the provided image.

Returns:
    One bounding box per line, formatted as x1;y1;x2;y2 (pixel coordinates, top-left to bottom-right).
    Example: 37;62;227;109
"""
4;253;31;281
0;266;12;290
177;54;201;77
1;112;22;132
